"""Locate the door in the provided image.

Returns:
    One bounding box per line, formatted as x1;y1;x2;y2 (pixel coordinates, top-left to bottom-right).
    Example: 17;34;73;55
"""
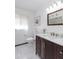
41;39;45;59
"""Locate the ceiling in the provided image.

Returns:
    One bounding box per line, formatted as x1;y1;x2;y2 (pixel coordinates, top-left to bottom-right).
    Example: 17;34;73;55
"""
15;0;62;12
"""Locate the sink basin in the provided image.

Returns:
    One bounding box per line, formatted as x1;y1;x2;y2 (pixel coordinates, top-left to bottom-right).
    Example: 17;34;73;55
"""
37;34;63;40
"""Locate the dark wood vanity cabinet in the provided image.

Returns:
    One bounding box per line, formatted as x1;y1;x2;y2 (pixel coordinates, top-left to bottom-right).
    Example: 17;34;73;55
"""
36;36;63;59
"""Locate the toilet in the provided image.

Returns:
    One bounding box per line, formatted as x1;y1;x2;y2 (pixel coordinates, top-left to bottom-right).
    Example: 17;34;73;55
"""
26;37;35;44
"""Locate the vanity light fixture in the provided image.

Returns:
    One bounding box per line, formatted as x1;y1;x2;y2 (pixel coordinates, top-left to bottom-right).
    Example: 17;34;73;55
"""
46;0;63;13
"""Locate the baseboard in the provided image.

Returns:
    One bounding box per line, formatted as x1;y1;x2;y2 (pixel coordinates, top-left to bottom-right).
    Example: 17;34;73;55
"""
15;42;28;47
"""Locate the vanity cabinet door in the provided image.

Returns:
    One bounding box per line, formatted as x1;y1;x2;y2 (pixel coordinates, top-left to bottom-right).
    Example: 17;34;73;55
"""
41;39;45;59
36;36;45;59
36;36;41;57
56;45;63;59
45;40;56;59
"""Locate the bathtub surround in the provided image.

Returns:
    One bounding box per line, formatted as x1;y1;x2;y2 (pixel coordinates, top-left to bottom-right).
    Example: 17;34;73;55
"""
15;8;35;45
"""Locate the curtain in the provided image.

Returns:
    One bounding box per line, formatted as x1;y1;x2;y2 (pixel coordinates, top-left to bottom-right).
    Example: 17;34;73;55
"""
15;14;28;30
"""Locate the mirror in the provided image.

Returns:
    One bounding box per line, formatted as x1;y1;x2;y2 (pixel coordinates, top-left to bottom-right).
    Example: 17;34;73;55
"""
47;9;63;25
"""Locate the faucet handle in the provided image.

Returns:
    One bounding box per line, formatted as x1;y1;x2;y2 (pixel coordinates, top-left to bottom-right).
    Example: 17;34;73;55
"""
50;32;55;36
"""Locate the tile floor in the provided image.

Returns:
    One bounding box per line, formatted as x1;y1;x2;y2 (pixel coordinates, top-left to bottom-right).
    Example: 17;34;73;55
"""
15;40;40;59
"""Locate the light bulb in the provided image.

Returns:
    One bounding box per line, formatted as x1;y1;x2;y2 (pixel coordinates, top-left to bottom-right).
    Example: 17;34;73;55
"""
49;6;53;12
46;8;50;13
57;1;63;9
57;1;61;6
53;4;58;11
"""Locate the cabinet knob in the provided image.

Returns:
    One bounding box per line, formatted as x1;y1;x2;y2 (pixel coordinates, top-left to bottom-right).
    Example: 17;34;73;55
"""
59;51;63;55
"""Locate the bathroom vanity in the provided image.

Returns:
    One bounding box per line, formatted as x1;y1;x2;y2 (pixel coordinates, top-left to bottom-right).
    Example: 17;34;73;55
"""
36;34;63;59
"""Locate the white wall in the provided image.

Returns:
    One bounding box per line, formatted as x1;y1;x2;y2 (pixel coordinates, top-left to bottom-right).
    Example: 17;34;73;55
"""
34;4;63;34
15;8;35;45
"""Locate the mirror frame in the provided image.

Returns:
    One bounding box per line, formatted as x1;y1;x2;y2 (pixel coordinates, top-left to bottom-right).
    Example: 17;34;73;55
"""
47;8;63;26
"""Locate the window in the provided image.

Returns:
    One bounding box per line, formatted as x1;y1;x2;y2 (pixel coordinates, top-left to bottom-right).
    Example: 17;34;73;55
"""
15;14;28;30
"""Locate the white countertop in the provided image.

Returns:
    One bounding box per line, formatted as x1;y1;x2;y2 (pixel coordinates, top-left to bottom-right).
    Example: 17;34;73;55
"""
36;34;63;46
